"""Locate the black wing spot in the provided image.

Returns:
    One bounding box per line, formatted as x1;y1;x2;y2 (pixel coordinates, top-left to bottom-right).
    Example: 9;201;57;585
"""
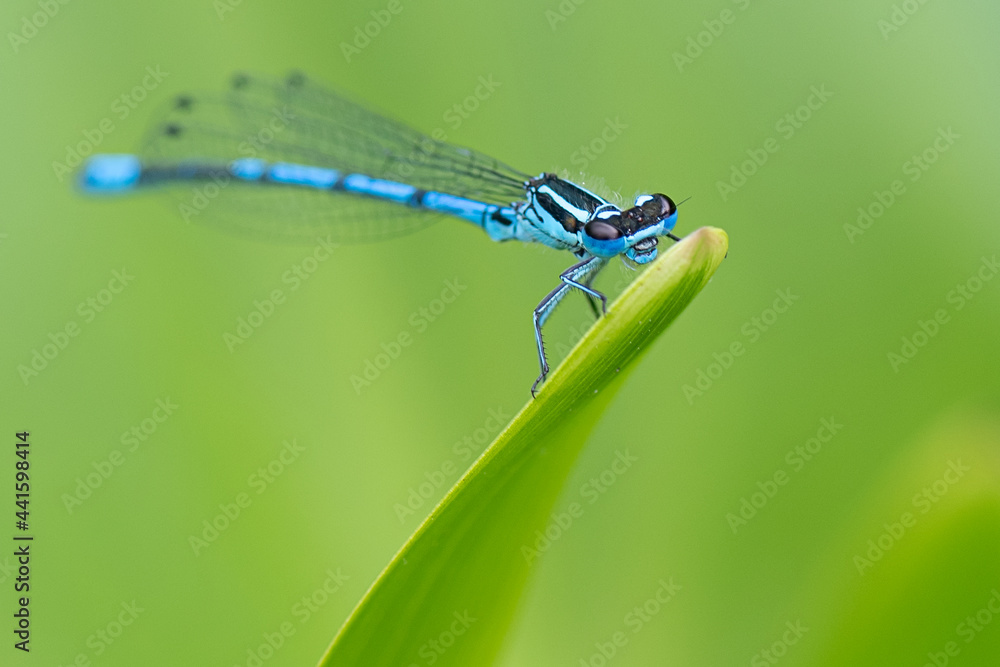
174;95;193;111
163;123;183;137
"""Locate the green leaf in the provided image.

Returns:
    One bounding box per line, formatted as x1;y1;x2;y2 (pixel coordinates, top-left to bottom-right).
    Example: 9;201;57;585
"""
318;227;729;667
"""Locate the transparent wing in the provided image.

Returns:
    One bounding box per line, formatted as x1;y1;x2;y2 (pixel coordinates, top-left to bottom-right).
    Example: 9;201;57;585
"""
140;72;530;244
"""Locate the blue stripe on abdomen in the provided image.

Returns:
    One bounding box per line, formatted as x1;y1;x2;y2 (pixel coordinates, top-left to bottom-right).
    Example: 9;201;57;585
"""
79;154;143;193
80;156;519;234
267;162;341;188
230;158;267;180
341;174;417;203
419;192;492;226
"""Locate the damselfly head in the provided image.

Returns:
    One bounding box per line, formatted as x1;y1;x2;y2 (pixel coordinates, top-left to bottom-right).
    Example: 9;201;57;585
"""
580;193;678;264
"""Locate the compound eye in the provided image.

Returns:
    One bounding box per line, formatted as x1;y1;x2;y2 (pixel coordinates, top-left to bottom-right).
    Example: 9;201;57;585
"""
584;219;623;240
649;194;676;219
634;194;675;220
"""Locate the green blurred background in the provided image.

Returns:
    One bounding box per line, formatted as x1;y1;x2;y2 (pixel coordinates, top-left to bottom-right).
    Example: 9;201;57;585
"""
2;0;999;664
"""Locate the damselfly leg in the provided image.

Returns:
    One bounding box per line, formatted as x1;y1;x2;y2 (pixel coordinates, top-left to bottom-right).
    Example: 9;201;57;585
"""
531;256;609;397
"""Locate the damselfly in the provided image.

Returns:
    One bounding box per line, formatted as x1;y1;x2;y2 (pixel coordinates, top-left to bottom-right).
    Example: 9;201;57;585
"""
80;73;681;396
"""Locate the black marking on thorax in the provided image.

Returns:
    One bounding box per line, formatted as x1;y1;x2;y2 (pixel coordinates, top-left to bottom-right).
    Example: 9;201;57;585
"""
529;174;605;233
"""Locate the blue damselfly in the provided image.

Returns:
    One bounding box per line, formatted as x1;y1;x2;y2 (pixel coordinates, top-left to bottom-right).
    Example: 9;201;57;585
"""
80;73;681;395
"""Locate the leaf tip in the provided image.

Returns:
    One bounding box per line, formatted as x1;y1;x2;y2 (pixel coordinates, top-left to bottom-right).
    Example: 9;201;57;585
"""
683;226;729;258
